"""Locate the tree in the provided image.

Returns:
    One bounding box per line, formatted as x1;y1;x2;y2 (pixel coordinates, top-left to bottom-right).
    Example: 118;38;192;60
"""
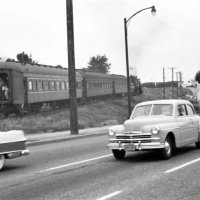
6;58;15;62
87;55;111;74
195;71;200;84
16;52;37;65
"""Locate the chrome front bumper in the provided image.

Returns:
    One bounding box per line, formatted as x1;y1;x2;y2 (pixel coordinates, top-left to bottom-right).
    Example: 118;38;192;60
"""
107;142;165;151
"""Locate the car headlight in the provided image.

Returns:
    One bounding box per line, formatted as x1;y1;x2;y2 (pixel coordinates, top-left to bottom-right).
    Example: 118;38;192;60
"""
151;126;159;135
109;128;116;136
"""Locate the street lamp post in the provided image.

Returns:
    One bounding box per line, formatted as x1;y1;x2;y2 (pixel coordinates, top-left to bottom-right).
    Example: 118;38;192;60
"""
124;6;156;117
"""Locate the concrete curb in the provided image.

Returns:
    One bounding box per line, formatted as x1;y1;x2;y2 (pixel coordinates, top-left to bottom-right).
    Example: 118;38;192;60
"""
27;131;108;147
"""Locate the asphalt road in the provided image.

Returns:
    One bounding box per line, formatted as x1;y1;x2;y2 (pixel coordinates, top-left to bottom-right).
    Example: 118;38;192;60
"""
1;134;200;200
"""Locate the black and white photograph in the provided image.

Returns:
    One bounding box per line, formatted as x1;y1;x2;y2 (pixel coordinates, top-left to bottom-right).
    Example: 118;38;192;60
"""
0;0;200;199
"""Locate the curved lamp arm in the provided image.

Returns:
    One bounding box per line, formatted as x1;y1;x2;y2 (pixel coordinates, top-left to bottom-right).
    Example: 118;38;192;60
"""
126;6;156;24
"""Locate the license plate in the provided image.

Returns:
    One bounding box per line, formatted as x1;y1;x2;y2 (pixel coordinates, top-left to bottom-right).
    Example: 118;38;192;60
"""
125;143;135;151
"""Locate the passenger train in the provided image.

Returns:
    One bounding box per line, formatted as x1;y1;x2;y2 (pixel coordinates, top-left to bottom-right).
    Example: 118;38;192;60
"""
0;62;132;117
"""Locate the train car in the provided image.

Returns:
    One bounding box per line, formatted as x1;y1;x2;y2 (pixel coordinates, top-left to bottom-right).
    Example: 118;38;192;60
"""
0;61;131;117
110;74;127;97
0;62;82;116
80;71;113;101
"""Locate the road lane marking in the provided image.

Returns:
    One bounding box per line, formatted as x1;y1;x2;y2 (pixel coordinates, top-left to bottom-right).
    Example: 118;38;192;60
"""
165;158;200;173
96;191;122;200
40;154;113;173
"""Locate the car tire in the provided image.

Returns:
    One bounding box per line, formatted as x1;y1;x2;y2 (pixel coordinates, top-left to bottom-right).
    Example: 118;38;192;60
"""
195;141;200;149
112;149;126;160
160;136;173;160
0;154;5;170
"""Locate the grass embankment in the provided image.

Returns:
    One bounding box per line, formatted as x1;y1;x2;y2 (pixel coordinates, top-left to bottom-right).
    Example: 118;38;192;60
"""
0;99;128;134
0;87;195;134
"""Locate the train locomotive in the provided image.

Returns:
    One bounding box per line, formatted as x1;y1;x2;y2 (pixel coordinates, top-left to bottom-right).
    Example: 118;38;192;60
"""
0;62;129;117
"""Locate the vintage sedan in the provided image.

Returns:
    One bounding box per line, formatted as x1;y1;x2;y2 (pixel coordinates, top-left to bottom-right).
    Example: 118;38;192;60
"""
0;130;29;170
107;99;200;160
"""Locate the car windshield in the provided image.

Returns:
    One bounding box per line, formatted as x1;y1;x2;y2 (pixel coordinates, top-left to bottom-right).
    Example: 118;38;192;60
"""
131;104;173;118
132;105;152;118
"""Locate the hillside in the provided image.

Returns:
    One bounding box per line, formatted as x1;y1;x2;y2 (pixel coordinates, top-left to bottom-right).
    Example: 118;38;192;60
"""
0;87;196;134
133;87;194;103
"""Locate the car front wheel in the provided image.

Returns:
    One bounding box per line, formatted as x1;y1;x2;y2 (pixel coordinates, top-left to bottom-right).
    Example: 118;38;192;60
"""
0;154;5;170
160;136;173;160
112;149;126;160
195;141;200;149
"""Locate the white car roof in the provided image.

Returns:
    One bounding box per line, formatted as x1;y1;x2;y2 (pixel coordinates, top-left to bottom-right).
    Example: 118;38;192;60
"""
136;99;192;106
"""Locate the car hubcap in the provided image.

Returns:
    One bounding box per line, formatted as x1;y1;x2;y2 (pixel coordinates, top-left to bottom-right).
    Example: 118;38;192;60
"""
165;141;171;155
0;155;5;170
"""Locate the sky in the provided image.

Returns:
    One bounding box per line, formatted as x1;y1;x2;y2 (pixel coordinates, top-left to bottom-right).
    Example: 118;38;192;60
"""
0;0;200;83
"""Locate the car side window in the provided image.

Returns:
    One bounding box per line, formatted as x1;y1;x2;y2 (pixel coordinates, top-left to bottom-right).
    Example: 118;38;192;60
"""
177;104;187;116
186;104;195;116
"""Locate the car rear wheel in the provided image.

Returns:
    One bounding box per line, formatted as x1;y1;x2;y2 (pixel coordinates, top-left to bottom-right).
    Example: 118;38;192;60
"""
112;149;126;160
0;154;5;170
160;136;173;160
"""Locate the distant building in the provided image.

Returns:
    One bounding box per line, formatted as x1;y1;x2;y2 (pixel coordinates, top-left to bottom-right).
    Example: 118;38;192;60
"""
182;79;197;87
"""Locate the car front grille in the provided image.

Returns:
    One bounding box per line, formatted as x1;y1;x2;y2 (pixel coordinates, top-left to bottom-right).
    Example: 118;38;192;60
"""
110;133;155;144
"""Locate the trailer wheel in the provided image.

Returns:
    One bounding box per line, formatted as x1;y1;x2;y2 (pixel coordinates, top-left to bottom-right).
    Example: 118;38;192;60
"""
0;154;5;170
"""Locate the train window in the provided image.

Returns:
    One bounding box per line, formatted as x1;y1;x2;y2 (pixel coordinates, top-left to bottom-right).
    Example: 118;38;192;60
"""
43;81;49;91
79;82;81;88
37;81;43;91
32;81;37;91
87;83;90;89
76;81;81;89
56;81;61;90
61;82;65;90
65;82;69;89
28;81;33;91
50;81;55;90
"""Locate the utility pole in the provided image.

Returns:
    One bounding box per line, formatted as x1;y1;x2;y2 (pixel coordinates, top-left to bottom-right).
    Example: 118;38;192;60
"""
179;72;182;97
176;72;179;98
163;67;165;99
168;67;176;99
66;0;79;135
